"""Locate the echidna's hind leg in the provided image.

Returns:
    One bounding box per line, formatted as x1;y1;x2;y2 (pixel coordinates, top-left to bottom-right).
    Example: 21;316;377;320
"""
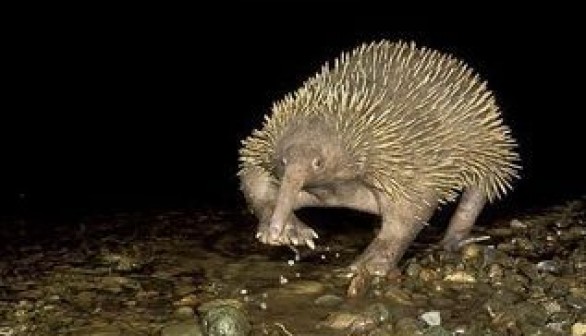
441;187;487;251
347;190;438;297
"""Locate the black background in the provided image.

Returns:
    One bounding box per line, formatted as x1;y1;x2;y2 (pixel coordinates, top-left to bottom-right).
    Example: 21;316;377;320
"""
2;4;584;218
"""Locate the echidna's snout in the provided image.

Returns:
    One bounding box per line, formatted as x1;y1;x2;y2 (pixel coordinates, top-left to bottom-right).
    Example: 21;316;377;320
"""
268;161;309;242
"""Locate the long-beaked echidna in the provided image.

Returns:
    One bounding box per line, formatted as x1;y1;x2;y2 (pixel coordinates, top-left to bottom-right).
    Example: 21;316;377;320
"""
238;40;520;296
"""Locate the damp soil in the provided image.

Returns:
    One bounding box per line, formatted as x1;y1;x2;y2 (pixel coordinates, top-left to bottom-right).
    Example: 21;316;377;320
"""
0;198;584;335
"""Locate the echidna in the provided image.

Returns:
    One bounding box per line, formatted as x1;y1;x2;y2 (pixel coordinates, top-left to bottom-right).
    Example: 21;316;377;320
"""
238;41;520;296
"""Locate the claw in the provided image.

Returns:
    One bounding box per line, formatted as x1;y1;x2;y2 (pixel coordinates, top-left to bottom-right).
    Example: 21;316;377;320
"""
456;235;491;249
312;231;319;239
291;237;299;245
306;238;315;250
256;232;262;239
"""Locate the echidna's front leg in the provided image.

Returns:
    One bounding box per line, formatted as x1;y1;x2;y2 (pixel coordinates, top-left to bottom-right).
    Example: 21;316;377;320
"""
348;190;438;297
239;166;319;247
239;167;278;239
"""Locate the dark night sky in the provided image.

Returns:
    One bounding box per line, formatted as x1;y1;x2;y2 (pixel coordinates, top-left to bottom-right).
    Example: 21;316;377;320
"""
2;5;584;217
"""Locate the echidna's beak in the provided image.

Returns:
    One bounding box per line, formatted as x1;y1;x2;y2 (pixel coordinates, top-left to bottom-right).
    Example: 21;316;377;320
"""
268;163;308;243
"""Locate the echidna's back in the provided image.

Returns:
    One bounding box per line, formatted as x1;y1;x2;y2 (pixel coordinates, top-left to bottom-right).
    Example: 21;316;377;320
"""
242;41;520;203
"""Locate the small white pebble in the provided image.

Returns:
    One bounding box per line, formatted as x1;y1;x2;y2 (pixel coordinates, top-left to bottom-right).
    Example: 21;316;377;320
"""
279;275;288;284
510;219;527;228
321;254;326;260
335;252;340;258
262;292;268;298
294;254;300;262
259;302;267;310
287;259;295;266
295;272;301;278
240;289;248;295
325;246;331;251
420;311;441;326
572;322;586;336
0;327;16;336
453;327;467;334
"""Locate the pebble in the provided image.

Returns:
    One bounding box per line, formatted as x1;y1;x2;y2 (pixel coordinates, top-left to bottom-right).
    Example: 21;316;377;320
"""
420;311;441;326
161;321;203;336
572;322;586;336
174;306;195;319
314;294;344;307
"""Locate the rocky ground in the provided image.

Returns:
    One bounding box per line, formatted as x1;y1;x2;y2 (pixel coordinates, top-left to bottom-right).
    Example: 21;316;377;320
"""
0;198;584;335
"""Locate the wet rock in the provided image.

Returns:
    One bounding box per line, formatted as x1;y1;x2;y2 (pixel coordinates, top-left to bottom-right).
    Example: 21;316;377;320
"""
198;299;250;336
347;314;378;334
384;286;414;305
420;311;441;326
404;260;422;278
510;301;548;327
394;317;423;335
460;244;482;261
487;263;505;282
314;294;343;307
161;320;203;336
175;284;199;297
198;299;243;312
321;304;389;333
364;303;390;324
321;312;360;330
546;321;568;334
510;219;527;229
365;325;395;335
174;293;200;307
541;299;562;314
567;294;586;310
428;297;456;309
75;325;122;336
490;227;514;237
280;280;324;295
517;260;540;280
100;276;139;293
536;259;561;274
0;328;14;336
572;322;586;336
419;268;439;282
73;290;95;310
174;306;195;319
443;270;476;283
423;325;451;336
520;325;551;335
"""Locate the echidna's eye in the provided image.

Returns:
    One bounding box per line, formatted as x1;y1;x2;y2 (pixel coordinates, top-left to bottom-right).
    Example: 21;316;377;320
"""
312;157;322;170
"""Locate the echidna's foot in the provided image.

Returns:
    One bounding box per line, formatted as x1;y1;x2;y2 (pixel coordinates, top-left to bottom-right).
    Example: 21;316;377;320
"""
440;232;468;252
349;238;397;276
441;234;491;252
255;221;272;244
345;239;399;297
256;217;318;249
347;268;371;297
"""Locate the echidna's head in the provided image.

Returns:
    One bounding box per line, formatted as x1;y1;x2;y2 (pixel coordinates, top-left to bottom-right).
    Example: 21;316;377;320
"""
272;121;356;187
275;144;331;186
268;121;358;242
